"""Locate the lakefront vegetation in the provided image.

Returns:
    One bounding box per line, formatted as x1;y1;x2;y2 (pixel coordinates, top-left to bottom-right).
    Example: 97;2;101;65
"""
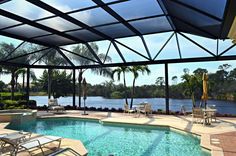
1;41;236;110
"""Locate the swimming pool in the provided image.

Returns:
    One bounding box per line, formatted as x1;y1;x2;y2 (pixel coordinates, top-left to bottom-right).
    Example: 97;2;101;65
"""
7;118;210;156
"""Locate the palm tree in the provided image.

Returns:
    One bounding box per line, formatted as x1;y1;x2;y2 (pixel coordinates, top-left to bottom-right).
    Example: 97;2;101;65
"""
34;47;68;99
155;77;165;87
112;66;130;105
129;65;150;108
171;76;178;85
0;42;31;100
15;68;36;91
71;42;112;108
181;73;200;108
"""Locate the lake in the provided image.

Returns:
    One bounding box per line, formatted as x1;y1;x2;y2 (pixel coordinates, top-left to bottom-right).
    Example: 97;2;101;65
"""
30;96;236;115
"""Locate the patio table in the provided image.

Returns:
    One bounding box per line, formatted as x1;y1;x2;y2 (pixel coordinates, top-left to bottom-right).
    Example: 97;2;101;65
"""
202;109;217;125
133;104;145;110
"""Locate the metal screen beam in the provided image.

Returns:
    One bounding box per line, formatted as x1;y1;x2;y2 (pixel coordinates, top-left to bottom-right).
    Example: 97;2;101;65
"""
3;41;25;60
85;43;103;64
0;9;86;44
56;48;75;67
156;0;176;30
73;69;76;108
103;41;112;64
170;15;217;39
165;63;169;115
92;0;141;36
0;31;50;47
26;67;30;103
178;32;216;57
115;40;150;61
154;32;175;60
140;36;152;60
220;0;236;38
112;41;126;63
1;47;50;63
59;47;99;64
170;0;223;22
2;55;236;69
218;44;236;56
31;49;52;65
27;0;110;40
175;33;182;59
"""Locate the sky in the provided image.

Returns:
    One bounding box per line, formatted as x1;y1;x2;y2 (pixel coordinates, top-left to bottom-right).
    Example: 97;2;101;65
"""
0;27;235;87
0;0;235;86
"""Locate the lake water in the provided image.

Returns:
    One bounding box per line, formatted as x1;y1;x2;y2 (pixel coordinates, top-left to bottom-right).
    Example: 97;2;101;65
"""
30;96;236;115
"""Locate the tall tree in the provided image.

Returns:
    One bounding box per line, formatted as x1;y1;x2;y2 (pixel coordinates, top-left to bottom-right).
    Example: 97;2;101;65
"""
155;77;165;87
181;72;200;107
193;68;208;77
71;43;112;107
171;76;178;85
38;70;73;98
34;47;68;99
15;68;36;91
112;66;130;105
0;42;31;100
129;65;150;108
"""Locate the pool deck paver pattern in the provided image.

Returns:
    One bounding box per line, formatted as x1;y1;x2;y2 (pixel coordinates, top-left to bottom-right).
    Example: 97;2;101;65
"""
211;131;236;156
1;110;236;156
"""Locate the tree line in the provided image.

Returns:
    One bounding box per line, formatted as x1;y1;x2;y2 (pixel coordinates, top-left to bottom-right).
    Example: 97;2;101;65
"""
1;41;236;109
29;63;236;107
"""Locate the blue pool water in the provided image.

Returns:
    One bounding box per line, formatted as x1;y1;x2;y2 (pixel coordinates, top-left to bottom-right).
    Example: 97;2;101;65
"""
7;118;210;156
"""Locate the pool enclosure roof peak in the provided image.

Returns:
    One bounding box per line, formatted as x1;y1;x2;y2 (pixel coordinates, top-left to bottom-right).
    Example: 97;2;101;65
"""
0;0;235;46
0;0;236;69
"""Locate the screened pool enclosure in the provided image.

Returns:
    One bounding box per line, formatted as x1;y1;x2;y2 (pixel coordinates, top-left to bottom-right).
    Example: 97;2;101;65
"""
0;0;236;113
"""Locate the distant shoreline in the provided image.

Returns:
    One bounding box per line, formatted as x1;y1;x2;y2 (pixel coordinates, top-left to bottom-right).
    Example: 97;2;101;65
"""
29;93;236;102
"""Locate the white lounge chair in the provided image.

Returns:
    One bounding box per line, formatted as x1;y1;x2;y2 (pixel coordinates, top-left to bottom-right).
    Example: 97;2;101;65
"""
1;135;62;156
123;103;135;114
0;131;32;148
137;103;152;117
48;99;65;113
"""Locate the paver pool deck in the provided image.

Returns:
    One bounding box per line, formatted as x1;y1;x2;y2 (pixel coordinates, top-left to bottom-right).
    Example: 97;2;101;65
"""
1;110;236;156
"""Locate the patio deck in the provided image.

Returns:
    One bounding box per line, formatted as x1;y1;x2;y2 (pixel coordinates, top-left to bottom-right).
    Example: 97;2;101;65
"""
1;110;236;156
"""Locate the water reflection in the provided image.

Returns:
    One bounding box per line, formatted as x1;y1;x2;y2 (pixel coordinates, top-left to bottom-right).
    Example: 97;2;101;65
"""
30;96;236;115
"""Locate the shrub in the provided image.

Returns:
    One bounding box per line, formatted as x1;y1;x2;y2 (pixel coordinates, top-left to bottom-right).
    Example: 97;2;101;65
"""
97;107;103;111
18;100;37;109
0;92;27;101
64;105;74;110
1;99;36;110
111;108;117;112
110;91;123;99
36;105;48;110
102;107;109;111
3;100;25;109
89;107;97;111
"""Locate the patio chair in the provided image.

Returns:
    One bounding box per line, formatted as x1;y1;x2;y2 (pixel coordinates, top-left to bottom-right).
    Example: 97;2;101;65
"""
206;105;217;122
1;135;62;156
48;99;65;113
123;103;135;114
0;131;32;148
192;108;204;123
180;105;187;116
137;103;152;116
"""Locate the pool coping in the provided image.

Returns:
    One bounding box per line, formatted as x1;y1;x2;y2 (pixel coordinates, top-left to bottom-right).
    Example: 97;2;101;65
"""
36;115;224;156
2;114;228;156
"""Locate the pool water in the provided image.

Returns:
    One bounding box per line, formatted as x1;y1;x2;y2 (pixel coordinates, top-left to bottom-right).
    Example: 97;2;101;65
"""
7;118;210;156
